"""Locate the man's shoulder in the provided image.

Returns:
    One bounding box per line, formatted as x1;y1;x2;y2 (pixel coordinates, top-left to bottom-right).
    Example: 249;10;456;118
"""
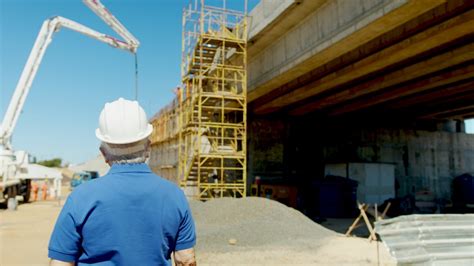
144;173;189;205
154;174;180;188
152;174;187;199
69;170;185;203
68;177;102;199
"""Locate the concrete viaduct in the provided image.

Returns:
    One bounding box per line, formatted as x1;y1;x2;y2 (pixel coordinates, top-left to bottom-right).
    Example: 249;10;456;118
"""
245;0;474;206
247;0;474;120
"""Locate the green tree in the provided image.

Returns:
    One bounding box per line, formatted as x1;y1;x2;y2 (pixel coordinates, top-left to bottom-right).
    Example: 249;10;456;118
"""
37;158;62;168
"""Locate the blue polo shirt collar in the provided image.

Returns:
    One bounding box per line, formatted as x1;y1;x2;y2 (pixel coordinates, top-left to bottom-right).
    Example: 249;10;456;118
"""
107;163;152;174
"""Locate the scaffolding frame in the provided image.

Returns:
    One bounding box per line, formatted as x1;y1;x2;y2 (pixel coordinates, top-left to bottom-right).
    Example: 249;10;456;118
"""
178;0;248;199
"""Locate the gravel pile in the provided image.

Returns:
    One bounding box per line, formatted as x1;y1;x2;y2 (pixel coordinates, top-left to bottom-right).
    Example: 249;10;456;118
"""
189;197;337;253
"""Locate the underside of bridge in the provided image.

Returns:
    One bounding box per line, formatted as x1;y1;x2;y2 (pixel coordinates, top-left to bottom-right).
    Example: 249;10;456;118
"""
249;0;474;121
246;0;474;217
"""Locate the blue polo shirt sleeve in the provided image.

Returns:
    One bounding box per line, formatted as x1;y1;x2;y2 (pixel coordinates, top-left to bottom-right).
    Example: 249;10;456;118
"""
175;194;196;251
48;196;81;262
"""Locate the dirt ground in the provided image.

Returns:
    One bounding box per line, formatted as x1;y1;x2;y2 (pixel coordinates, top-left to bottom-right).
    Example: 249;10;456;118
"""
0;190;395;265
0;199;63;265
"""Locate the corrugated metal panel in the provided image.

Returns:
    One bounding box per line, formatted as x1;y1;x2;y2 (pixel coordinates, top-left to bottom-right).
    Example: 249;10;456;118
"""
375;214;474;265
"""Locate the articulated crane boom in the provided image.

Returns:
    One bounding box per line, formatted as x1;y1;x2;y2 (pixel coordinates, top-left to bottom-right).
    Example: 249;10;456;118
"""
0;0;139;208
0;0;139;150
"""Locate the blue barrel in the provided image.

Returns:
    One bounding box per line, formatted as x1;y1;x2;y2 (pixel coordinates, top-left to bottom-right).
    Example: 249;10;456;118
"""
312;176;358;218
452;173;474;205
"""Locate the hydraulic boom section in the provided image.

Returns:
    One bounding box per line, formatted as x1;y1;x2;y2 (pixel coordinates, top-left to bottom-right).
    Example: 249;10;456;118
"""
84;0;140;52
0;0;139;205
0;0;139;151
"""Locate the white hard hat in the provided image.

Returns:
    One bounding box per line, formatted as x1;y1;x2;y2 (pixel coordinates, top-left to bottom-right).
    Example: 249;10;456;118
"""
95;98;153;144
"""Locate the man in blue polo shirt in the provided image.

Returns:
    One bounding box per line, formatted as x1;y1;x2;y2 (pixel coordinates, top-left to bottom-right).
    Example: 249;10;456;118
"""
49;98;196;265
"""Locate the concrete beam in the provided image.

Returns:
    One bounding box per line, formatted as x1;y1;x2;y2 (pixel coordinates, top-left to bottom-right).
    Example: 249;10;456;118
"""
248;1;328;58
249;0;473;113
255;8;474;114
389;90;474;118
449;110;474;119
431;106;474;119
384;79;474;110
290;43;474;115
248;0;447;103
417;100;474;119
248;0;296;41
328;66;474;116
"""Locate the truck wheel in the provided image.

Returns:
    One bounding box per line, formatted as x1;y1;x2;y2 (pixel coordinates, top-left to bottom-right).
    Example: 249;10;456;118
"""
21;180;32;203
6;186;18;211
7;197;18;211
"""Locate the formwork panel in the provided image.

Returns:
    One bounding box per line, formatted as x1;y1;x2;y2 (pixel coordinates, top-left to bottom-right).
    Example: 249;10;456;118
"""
150;99;180;183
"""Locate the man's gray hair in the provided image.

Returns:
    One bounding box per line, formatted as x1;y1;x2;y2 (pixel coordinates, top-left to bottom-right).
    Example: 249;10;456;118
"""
100;139;150;164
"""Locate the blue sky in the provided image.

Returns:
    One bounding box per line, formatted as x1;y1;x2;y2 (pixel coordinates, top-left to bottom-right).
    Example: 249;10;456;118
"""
1;0;258;164
1;0;473;165
467;120;474;133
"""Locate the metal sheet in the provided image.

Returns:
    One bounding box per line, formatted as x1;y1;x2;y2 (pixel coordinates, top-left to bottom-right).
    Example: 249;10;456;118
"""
375;214;474;265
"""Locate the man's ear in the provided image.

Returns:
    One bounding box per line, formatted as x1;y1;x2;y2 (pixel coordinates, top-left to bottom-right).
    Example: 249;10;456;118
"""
99;146;105;157
145;139;151;159
99;146;111;166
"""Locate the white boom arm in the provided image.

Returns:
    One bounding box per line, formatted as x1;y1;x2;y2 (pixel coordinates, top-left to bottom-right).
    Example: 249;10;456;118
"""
83;0;140;51
0;0;139;151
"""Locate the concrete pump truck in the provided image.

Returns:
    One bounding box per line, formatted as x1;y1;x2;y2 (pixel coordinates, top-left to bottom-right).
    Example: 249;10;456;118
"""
0;0;139;210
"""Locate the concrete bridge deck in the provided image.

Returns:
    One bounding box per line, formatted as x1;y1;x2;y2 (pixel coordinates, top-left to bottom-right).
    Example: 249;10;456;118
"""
247;0;474;121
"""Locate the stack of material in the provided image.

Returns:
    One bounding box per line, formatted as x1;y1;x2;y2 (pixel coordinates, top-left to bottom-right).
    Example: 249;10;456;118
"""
375;214;474;265
68;155;110;177
189;197;396;265
149;99;180;183
149;99;180;144
190;197;335;251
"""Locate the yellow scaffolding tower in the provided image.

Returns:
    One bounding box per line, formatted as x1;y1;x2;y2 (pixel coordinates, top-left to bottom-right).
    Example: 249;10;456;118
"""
178;1;248;199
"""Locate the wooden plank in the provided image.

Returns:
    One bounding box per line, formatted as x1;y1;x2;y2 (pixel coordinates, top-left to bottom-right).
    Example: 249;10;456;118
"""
360;207;377;241
381;202;391;220
248;0;448;103
346;202;391;240
345;214;364;236
254;9;474;114
345;203;368;236
290;43;474;115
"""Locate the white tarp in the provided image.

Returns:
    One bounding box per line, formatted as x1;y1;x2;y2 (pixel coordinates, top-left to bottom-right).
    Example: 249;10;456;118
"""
17;164;62;180
17;163;62;199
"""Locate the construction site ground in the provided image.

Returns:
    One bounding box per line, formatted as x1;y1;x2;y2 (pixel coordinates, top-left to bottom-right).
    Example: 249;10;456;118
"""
1;188;395;265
